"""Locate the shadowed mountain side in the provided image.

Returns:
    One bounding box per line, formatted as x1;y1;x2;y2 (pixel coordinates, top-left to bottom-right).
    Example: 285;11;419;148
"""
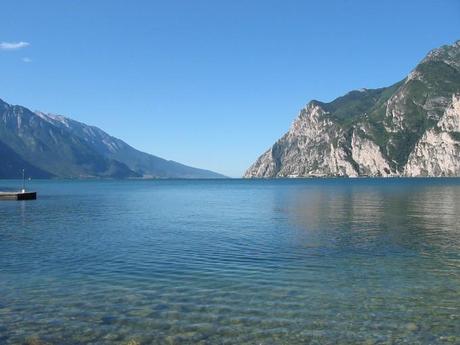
0;140;52;178
0;99;225;179
33;113;226;179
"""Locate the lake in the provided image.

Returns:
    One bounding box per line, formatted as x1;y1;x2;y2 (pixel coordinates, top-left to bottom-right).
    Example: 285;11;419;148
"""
0;179;459;344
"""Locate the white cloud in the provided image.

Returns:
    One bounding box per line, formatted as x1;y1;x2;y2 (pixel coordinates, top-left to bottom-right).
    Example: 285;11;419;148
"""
22;57;32;63
0;41;30;51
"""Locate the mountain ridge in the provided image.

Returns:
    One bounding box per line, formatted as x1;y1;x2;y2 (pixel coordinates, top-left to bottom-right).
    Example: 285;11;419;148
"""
0;99;225;179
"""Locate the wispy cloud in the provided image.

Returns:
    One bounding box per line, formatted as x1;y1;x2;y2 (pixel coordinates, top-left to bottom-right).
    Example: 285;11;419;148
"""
22;57;32;63
0;41;30;51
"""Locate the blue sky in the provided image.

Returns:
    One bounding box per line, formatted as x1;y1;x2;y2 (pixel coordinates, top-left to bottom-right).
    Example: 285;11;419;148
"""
0;0;459;177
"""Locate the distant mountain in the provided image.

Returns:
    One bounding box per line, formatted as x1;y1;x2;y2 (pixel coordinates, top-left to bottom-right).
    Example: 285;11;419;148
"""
0;99;225;179
245;40;460;178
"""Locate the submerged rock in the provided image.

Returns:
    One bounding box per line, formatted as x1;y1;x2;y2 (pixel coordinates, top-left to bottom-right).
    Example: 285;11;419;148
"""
23;336;50;345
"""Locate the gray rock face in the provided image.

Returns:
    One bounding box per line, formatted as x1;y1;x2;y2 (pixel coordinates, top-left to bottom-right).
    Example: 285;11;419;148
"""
245;103;359;178
404;95;460;176
245;40;460;178
244;102;395;178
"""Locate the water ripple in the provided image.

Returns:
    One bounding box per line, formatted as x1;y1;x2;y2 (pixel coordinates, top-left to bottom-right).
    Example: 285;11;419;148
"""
0;179;459;344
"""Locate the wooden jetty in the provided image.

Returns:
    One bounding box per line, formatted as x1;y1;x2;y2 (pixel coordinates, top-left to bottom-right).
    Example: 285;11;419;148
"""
0;191;37;200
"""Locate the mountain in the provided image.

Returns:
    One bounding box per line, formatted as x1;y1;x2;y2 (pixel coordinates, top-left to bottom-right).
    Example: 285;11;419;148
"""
0;99;225;179
0;140;52;178
245;40;460;178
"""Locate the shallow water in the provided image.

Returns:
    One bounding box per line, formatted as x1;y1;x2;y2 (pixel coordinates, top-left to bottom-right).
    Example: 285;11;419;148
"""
0;179;459;344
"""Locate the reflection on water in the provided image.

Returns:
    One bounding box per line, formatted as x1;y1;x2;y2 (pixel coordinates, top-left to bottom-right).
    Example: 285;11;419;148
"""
286;183;460;254
0;179;459;345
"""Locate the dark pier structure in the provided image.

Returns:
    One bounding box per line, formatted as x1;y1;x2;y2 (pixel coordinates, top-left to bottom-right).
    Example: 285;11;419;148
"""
0;169;37;200
0;191;37;200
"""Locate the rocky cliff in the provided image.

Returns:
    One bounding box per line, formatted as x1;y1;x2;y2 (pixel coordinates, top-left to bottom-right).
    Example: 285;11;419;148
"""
404;95;460;176
245;40;460;178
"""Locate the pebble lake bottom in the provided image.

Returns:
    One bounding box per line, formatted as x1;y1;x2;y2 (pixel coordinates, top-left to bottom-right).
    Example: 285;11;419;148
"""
0;178;459;345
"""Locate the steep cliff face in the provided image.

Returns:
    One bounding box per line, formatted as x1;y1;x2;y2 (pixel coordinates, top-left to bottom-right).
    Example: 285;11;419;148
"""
350;131;394;176
245;40;460;178
244;102;394;178
404;95;460;176
245;103;358;177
